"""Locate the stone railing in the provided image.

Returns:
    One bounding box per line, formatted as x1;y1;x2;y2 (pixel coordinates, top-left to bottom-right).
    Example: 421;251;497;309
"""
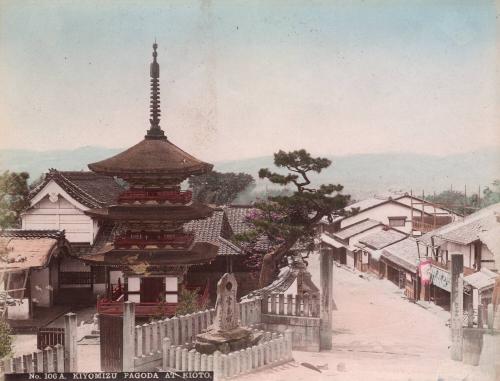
161;330;293;380
0;313;78;375
262;293;320;317
260;293;321;352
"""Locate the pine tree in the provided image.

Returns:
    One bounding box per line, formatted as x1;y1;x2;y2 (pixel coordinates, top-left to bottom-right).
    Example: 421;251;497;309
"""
238;149;350;287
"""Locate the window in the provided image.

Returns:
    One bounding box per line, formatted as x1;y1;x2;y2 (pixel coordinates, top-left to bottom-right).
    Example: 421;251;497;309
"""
388;216;406;227
165;276;178;303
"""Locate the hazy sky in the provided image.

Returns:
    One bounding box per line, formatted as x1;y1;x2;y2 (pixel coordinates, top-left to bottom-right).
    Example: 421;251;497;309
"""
0;1;498;161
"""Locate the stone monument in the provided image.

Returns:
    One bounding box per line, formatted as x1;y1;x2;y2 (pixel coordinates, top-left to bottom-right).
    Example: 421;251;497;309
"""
195;273;261;354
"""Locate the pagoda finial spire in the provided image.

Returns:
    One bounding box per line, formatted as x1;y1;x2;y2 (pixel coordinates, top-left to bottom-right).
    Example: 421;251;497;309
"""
145;42;166;140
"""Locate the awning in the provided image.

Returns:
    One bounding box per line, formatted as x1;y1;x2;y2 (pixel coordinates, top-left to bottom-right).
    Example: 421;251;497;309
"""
320;233;345;249
464;268;499;292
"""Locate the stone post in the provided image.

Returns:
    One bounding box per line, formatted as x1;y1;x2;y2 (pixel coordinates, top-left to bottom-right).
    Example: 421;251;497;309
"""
450;253;464;361
172;317;180;345
320;246;334;350
200;354;207;371
54;344;65;372
64;312;78;371
45;347;54;372
487;303;494;330
213;351;221;381
123;301;136;371
175;347;182;370
135;325;143;357
162;338;171;370
207;354;213;371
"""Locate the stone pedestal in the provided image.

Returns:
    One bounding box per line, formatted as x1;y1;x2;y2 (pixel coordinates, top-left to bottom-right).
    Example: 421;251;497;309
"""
195;327;261;354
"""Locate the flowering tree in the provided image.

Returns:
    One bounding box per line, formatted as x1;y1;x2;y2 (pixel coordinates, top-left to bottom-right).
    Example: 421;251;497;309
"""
236;149;351;288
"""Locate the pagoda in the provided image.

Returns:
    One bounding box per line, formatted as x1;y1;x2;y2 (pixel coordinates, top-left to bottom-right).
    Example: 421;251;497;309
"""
82;43;219;316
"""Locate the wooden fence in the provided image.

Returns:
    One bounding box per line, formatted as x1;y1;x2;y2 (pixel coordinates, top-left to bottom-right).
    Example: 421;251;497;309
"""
262;293;320;317
37;327;65;350
1;313;78;374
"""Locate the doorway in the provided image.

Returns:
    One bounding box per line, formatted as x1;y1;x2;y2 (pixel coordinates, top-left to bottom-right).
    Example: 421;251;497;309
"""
140;277;164;302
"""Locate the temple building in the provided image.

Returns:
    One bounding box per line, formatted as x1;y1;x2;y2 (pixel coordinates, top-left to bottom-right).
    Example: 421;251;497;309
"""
2;43;258;321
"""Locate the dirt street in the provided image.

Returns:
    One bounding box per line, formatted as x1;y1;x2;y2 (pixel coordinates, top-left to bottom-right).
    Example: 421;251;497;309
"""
238;253;494;381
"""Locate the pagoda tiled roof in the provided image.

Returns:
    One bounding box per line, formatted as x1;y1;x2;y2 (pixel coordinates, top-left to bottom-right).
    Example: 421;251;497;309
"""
88;138;213;179
29;170;124;208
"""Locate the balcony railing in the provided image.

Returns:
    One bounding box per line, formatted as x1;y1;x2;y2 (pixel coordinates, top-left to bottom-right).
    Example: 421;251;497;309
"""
118;188;192;205
114;231;194;249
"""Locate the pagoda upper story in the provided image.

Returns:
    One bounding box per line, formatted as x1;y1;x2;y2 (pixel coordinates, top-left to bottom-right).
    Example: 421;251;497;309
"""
82;43;218;267
89;43;212;187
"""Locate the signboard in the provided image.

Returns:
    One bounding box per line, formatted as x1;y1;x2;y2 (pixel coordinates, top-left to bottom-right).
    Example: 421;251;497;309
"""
418;260;432;285
430;265;451;292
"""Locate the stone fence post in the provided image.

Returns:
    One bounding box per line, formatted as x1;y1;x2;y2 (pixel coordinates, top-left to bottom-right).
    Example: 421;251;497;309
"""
64;312;78;371
123;301;136;371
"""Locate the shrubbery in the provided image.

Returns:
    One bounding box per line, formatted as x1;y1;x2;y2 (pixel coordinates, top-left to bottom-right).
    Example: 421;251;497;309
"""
0;319;12;359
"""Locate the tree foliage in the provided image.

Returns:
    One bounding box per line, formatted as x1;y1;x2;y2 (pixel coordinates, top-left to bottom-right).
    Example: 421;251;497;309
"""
0;319;12;359
189;171;255;205
174;287;207;316
237;149;350;287
0;171;30;229
425;183;500;215
482;179;500;207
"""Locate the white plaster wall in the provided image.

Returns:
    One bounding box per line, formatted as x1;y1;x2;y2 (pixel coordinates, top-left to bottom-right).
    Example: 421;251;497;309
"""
481;244;497;271
445;242;474;269
7;299;30;320
110;271;123;284
22;181;96;243
31;268;51;307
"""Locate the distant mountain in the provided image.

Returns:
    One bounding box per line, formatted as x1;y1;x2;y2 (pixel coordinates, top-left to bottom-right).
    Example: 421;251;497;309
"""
1;146;499;201
0;146;122;181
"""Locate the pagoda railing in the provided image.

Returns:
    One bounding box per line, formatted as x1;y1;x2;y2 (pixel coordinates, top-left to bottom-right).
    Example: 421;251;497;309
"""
114;231;194;249
118;189;192;205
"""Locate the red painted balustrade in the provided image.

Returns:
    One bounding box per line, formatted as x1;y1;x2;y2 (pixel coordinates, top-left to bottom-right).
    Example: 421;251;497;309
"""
97;299;177;317
118;188;192;204
114;231;194;249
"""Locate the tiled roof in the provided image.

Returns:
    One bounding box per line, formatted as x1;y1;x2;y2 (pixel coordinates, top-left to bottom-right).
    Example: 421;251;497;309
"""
382;237;420;273
0;230;66;271
184;210;233;243
88;138;212;178
184;210;244;256
358;229;407;250
89;210;244;257
217;237;243;256
464;268;499;291
333;219;381;240
418;203;500;247
0;229;65;239
223;205;255;235
345;198;388;212
29;169;124;208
